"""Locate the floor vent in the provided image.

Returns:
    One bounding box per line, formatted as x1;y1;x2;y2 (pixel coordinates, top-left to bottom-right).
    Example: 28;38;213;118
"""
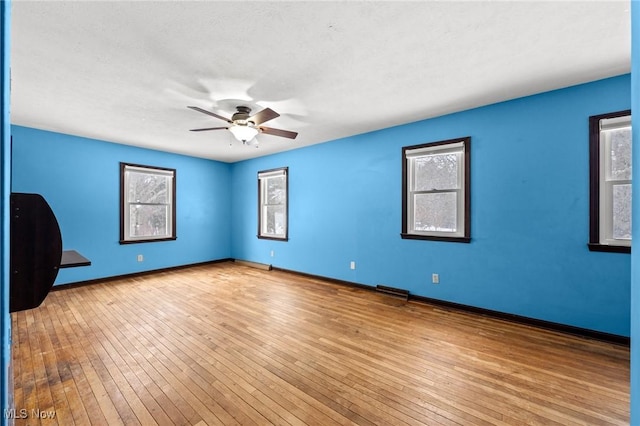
376;285;409;301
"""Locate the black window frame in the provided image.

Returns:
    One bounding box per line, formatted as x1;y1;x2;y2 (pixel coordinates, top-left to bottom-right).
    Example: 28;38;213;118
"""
257;167;289;241
120;162;177;244
588;109;632;253
401;137;471;243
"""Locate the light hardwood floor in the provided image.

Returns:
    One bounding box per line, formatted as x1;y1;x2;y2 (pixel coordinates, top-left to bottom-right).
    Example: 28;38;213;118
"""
11;262;629;425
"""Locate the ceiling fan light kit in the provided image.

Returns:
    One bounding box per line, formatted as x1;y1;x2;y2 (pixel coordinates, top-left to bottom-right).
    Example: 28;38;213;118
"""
228;123;259;143
188;105;298;146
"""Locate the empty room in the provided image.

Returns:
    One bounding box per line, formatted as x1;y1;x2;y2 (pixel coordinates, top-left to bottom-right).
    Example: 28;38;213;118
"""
1;1;640;425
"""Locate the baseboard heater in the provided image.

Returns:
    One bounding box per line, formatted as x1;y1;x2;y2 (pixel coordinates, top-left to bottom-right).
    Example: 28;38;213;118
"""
234;259;273;271
376;285;409;301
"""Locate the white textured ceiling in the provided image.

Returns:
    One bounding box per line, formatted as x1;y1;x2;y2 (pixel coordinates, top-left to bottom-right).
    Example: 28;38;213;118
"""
10;1;631;163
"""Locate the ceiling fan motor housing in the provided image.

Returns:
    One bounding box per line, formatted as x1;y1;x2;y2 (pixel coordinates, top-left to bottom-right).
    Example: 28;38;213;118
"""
232;106;253;124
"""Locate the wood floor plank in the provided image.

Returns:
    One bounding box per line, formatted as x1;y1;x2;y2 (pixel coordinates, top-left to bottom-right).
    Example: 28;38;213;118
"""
44;296;115;426
11;261;630;425
95;281;248;425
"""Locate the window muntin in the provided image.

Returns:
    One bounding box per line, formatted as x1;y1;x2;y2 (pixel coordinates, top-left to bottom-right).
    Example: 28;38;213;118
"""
258;167;288;240
402;137;470;242
120;163;176;244
589;111;631;252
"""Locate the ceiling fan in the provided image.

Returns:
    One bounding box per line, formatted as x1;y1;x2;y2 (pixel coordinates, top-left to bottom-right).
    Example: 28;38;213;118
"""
188;105;298;143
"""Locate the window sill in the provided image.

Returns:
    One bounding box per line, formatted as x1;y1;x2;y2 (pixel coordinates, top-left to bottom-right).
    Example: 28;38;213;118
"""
587;243;630;253
400;233;471;243
257;235;289;242
120;237;177;245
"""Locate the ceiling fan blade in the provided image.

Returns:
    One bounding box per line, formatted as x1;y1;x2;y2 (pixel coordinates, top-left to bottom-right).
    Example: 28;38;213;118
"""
187;106;232;123
189;127;228;132
259;126;298;139
250;108;280;125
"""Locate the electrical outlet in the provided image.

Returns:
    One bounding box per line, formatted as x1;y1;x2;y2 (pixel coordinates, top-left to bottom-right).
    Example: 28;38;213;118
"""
270;250;275;257
350;261;356;270
432;273;439;284
137;254;144;262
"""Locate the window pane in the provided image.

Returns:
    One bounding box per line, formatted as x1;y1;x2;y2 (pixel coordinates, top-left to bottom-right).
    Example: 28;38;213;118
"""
612;184;632;240
128;172;169;203
414;153;459;191
129;204;169;237
266;176;286;205
608;127;632;181
263;205;286;235
413;192;457;232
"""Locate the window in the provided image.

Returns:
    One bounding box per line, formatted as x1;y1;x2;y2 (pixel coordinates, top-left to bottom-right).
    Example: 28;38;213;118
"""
258;167;288;240
401;137;470;242
589;110;632;253
120;162;176;244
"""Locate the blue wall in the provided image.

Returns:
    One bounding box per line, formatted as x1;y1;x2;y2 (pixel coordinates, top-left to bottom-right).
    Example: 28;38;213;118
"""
11;126;232;284
1;1;12;422
231;75;632;337
629;0;639;422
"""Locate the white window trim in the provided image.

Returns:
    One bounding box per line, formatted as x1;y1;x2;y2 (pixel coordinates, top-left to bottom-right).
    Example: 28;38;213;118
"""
120;163;176;244
598;115;632;247
258;167;288;241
